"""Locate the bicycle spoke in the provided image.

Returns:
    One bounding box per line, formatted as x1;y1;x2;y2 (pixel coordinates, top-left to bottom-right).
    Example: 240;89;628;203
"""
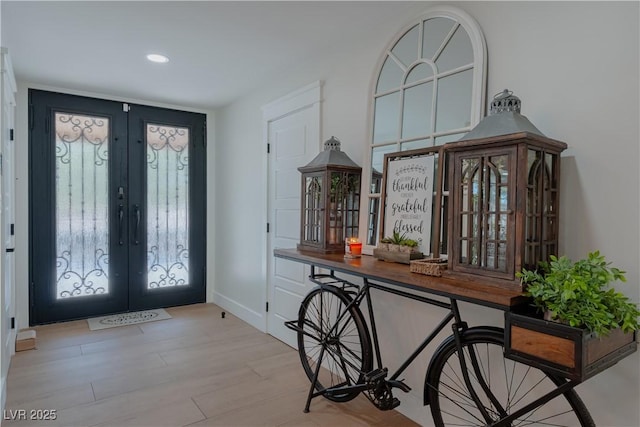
514;409;583;427
437;372;481;412
297;286;372;403
428;329;593;427
432;358;492;422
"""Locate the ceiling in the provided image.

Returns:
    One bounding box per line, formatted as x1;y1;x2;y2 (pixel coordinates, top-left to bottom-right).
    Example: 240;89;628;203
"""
1;1;424;110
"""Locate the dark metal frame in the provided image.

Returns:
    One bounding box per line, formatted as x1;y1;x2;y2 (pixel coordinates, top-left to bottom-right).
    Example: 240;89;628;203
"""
285;265;587;424
28;89;207;324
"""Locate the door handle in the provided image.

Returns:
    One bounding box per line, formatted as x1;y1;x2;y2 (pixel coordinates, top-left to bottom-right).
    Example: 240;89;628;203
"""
133;204;140;245
118;204;124;245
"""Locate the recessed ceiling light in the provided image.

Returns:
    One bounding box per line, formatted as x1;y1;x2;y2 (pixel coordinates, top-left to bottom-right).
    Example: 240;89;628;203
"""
146;53;169;63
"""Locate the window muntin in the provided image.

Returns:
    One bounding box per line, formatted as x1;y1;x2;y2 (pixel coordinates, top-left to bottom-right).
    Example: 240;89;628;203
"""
363;7;486;251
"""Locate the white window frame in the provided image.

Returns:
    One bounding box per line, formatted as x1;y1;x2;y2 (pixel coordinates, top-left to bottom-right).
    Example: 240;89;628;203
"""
360;6;487;254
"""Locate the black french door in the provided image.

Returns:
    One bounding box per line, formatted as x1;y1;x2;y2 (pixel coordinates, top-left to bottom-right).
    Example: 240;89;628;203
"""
29;90;206;324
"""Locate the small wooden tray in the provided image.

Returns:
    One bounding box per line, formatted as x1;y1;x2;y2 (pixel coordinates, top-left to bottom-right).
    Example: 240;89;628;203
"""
505;309;637;382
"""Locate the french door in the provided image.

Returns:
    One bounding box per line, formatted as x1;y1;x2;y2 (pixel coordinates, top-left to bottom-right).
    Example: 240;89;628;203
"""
29;90;206;324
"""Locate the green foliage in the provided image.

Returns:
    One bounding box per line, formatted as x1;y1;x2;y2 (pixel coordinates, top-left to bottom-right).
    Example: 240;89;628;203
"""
380;231;418;247
517;251;640;336
381;231;404;245
403;239;419;248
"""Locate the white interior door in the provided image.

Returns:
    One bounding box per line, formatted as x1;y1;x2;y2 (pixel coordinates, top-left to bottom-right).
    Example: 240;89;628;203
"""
266;84;320;347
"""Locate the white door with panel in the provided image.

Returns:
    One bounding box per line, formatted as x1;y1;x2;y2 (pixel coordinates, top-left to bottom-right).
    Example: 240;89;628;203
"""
266;86;320;347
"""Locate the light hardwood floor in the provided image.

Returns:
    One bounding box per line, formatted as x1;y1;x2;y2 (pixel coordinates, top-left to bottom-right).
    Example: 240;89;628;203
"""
4;303;419;427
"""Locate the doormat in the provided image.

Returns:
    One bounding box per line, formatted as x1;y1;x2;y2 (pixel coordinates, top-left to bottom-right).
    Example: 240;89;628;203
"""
87;309;172;331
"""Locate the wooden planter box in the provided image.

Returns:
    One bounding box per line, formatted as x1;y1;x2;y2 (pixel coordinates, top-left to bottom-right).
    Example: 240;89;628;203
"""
505;309;637;382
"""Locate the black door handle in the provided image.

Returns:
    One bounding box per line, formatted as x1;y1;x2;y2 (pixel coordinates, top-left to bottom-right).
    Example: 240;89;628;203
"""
134;204;140;245
118;204;124;245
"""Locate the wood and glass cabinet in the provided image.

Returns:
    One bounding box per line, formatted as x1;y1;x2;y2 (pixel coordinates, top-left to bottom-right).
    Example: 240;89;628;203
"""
446;132;567;290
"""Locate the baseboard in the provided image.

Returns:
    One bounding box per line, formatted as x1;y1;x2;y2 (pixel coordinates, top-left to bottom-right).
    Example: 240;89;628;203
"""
212;291;266;332
1;375;6;415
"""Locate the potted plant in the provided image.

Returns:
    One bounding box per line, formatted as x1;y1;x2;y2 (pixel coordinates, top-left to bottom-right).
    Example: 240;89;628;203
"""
505;251;638;381
378;231;420;253
517;251;640;336
374;231;423;264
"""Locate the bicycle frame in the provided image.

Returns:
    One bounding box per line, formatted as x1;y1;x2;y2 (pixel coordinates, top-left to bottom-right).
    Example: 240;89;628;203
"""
286;265;583;425
285;267;455;411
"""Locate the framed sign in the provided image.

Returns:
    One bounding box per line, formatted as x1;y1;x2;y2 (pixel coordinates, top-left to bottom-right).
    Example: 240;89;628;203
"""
379;146;445;257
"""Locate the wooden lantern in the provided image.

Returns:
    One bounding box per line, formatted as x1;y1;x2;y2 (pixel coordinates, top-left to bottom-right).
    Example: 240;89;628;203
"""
298;137;362;254
445;90;567;290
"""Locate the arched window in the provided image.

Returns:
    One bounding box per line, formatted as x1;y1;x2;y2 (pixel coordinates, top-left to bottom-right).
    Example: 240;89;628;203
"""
363;6;487;249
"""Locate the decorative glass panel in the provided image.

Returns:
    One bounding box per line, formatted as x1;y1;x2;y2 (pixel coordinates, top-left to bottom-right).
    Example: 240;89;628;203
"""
303;176;322;243
55;113;109;299
366;8;486;248
370;166;383;194
525;149;540;264
391;24;419;67
328;172;361;245
402;82;433;139
435;25;473;72
345;174;361;239
529;150;558;265
436;69;473;132
146;124;189;289
484;155;509;272
498;243;507;270
459;157;479;265
401;138;430;151
373;92;401;143
328;172;344;245
371;144;397;187
544;153;557;245
460;158;479;213
366;197;380;245
405;63;433;84
367;144;396;244
377;56;403;94
487;213;496;240
422;17;455;61
435;133;465;144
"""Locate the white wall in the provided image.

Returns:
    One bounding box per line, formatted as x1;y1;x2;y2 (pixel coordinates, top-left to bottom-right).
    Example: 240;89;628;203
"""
214;2;640;425
211;2;429;329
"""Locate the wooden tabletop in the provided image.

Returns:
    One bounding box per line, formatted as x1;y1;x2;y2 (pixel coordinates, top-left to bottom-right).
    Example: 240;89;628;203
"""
274;248;529;311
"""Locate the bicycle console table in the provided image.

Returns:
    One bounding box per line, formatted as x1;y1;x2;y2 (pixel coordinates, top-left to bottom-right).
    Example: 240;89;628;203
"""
274;248;528;310
275;248;636;426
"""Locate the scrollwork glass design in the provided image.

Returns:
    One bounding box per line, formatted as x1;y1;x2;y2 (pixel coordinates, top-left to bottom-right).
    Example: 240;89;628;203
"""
146;124;190;289
55;113;110;299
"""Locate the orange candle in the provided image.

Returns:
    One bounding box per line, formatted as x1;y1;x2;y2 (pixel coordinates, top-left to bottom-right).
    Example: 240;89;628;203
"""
350;242;362;255
345;237;362;257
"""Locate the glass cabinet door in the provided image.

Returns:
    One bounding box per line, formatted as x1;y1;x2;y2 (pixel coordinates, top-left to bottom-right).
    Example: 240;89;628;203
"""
451;147;516;279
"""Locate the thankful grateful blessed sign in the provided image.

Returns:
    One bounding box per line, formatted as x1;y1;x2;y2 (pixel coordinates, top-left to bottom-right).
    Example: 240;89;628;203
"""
384;155;435;254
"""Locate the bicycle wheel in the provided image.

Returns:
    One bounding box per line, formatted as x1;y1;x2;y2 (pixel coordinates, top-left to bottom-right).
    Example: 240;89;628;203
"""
426;327;594;426
297;285;373;402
